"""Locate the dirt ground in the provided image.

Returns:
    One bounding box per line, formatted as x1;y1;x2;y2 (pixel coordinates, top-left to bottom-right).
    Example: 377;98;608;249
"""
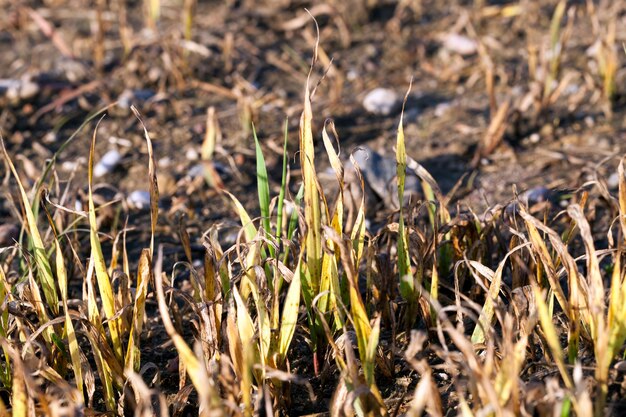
1;0;626;414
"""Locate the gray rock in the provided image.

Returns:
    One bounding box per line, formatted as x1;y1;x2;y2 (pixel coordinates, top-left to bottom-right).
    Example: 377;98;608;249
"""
520;186;551;206
348;146;421;208
362;88;400;116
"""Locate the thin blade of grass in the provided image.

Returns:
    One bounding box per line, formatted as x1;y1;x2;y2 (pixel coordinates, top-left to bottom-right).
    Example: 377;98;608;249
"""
253;123;272;245
87;118;123;362
278;255;302;363
276;118;289;242
125;249;151;372
396;81;413;301
131;106;159;257
532;282;574;390
300;56;322;291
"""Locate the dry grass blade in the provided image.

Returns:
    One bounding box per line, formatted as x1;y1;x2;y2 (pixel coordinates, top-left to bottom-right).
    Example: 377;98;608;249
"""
125;249;151;373
618;157;626;242
154;246;220;416
202;106;220;161
2;341;27;417
567;205;604;336
131;106;159;257
83;256;116;411
469;243;529;344
233;286;257;415
519;209;571;319
532;282;575;394
472;99;509;166
225;190;260;300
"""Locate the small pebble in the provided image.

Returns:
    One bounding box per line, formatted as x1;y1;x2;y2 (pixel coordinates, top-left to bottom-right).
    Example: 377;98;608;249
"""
362;88;400;116
434;102;452;117
185;148;199;161
349;146;421;208
127;190;151;210
346;69;359;81
521;186;551;206
607;172;620;190
158;157;172;168
442;33;478;56
62;161;79;171
2;78;39;102
188;163;205;178
117;89;156;110
94;149;122;177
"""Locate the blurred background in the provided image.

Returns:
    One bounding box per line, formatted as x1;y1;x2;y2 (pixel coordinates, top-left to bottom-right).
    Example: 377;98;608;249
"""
1;0;625;239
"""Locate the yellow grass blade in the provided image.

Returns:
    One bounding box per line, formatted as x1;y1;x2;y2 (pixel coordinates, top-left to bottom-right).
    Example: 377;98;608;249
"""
532;282;574;390
202;106;220;161
225;190;259;300
233;286;257;415
125;249;151;372
619;157;626;243
131;106;159;257
6;343;27;417
365;316;381;386
348;150;367;266
84;257;117;411
396;82;413;300
300;68;322;288
520;210;571;318
248;275;270;375
278;256;302;363
87;119;123;362
55;242;84;400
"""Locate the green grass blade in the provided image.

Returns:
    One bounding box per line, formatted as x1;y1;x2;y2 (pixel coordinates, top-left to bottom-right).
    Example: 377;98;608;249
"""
396;85;412;301
253;123;272;248
1;138;59;315
276;118;289;242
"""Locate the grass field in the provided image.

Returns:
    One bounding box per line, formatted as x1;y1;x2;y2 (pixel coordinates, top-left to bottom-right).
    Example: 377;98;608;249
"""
1;0;626;416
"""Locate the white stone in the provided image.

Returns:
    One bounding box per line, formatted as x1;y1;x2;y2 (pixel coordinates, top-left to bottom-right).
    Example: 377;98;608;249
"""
442;33;478;56
362;88;400;116
94;150;122;177
128;190;151;209
185;147;199;161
